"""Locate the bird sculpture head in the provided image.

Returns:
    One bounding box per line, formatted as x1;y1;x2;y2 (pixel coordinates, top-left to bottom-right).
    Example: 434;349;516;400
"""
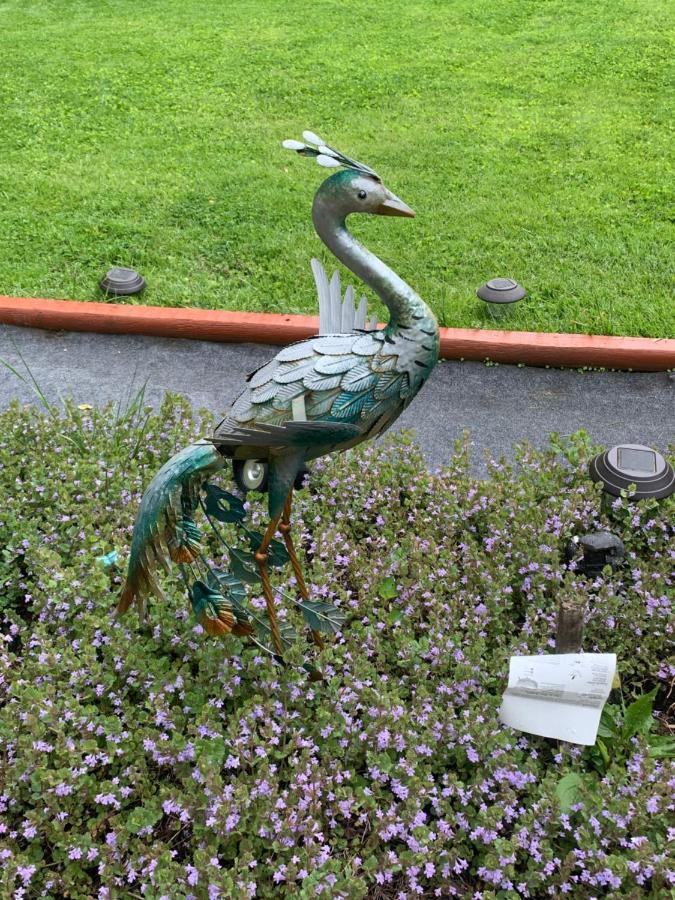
283;130;415;220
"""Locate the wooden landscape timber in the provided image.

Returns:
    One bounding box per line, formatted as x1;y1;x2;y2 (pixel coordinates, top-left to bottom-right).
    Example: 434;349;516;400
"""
1;295;673;372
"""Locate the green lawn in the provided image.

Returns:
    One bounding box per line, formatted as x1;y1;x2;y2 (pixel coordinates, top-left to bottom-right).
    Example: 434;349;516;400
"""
0;0;672;337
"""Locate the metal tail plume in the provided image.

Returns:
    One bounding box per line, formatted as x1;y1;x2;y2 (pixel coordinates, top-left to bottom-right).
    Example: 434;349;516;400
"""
117;441;226;621
282;130;380;180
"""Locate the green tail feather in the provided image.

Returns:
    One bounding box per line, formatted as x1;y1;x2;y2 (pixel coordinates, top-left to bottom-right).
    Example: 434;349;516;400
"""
117;441;225;618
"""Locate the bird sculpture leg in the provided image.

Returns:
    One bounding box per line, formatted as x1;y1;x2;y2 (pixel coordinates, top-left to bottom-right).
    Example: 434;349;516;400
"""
254;512;285;658
280;491;324;650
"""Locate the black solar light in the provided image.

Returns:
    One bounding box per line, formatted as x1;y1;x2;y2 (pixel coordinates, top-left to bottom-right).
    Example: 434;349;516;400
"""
590;444;675;501
565;531;624;578
476;278;526;320
99;267;146;297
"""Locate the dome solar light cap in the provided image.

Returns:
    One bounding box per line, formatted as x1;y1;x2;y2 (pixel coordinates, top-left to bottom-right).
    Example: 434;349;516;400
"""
99;267;146;296
476;277;526;304
589;443;675;500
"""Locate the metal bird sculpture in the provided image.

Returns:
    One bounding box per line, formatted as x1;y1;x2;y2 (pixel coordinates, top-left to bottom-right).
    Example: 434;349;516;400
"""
116;131;440;668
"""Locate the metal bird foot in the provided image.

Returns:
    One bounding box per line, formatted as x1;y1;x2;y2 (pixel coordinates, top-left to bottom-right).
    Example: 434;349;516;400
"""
178;481;344;670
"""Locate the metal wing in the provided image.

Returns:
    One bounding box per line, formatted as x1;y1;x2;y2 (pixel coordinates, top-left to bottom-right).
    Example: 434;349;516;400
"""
214;421;362;450
215;330;409;440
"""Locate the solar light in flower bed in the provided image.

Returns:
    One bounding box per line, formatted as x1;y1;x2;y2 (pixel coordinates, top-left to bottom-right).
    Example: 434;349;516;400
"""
565;531;624;578
590;444;675;501
476;278;526;321
99;266;146;297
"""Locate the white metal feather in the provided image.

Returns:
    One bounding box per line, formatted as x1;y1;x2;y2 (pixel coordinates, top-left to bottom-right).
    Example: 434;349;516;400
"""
355;296;367;330
311;258;332;334
341;284;355;333
316;154;340;168
329;270;342;334
302;130;323;146
311;259;373;336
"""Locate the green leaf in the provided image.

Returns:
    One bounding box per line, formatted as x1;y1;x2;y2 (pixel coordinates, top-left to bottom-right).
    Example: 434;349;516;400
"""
597;706;619;739
190;580;223;617
596;737;610;768
196;736;225;768
247;530;289;568
126;803;162;834
584;745;604;774
253;616;297;652
207;567;249;618
622;687;658;740
211;569;247;603
298;599;346;634
378;576;397;600
203;483;246;524
555;773;583;812
647;735;675;759
229;548;261;584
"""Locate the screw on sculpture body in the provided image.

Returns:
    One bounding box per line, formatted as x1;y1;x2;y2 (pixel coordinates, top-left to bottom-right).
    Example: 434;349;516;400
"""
116;131;440;672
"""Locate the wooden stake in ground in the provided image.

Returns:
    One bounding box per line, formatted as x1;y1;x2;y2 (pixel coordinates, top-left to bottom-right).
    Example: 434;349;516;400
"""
556;600;586;653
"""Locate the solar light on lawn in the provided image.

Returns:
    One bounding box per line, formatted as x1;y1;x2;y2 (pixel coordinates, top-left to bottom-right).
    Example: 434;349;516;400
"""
476;278;526;321
590;444;675;501
99;267;146;297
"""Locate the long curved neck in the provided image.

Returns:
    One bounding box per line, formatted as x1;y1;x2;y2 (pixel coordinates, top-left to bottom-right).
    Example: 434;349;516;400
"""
312;203;436;333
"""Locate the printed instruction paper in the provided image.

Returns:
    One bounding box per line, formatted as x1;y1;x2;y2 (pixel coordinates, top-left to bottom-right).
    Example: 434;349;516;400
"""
499;653;617;745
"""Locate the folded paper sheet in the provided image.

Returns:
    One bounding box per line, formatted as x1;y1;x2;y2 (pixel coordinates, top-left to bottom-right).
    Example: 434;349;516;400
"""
499;653;617;745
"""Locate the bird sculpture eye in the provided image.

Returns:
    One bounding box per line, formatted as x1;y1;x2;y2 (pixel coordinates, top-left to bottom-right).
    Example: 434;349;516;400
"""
357;190;367;200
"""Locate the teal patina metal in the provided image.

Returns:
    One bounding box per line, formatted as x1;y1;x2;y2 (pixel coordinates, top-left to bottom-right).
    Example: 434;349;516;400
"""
117;132;440;669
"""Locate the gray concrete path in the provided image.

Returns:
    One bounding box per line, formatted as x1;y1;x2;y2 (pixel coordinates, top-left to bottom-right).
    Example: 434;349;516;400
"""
1;325;672;475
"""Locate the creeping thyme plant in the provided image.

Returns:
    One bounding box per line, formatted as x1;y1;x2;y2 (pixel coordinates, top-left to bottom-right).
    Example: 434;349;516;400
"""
0;396;672;898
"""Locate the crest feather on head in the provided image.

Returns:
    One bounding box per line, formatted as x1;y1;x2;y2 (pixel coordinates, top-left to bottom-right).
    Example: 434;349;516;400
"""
282;131;380;180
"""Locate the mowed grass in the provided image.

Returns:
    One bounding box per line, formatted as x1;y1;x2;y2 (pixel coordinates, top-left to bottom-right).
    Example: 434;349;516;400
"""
0;0;672;337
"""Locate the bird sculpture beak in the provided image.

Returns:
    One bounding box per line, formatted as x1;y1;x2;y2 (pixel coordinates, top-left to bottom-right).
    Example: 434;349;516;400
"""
377;190;416;218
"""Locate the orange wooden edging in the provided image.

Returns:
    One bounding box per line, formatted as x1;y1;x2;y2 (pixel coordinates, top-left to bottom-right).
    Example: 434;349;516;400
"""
0;295;673;372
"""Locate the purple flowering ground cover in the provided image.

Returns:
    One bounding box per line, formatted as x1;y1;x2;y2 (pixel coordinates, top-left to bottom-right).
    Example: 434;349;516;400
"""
0;395;672;899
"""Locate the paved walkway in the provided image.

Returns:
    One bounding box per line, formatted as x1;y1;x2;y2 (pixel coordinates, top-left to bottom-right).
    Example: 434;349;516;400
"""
1;324;672;475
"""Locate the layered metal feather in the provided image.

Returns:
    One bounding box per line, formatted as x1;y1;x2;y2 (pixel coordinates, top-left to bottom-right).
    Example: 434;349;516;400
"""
117;441;225;618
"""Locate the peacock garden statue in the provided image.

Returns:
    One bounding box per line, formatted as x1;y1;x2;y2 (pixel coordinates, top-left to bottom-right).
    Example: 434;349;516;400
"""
116;131;440;674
